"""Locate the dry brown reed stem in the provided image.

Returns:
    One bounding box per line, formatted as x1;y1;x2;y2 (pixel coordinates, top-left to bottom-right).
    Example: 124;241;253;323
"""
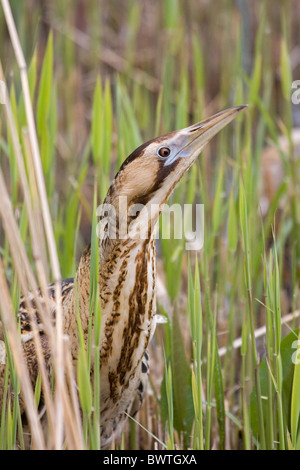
0;61;59;444
1;0;85;449
64;338;85;449
0;176;45;449
0;71;84;451
1;0;65;448
0;65;55;325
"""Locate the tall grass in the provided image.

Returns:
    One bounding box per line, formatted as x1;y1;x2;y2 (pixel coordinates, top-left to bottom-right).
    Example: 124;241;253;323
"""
0;0;299;450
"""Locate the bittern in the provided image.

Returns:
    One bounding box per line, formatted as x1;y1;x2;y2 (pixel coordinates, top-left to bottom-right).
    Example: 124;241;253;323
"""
0;105;246;448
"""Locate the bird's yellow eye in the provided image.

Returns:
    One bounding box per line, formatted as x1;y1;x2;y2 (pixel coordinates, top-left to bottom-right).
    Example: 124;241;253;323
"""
158;147;171;158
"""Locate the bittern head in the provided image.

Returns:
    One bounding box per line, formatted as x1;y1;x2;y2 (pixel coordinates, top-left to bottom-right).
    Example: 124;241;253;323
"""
103;105;246;240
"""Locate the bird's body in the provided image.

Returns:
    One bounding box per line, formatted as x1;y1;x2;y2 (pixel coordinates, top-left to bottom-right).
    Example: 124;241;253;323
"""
0;105;246;448
15;233;156;448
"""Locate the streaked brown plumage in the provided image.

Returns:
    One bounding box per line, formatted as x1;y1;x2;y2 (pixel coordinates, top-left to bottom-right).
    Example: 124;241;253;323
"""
0;105;246;447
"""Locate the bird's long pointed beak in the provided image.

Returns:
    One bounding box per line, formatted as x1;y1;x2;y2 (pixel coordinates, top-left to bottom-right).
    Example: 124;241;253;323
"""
165;105;247;167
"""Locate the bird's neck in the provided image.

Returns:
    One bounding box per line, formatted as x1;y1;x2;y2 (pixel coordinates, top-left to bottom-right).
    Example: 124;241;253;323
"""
68;193;158;369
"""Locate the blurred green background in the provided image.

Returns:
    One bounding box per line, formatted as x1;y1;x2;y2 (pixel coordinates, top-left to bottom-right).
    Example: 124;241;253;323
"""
0;0;300;450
